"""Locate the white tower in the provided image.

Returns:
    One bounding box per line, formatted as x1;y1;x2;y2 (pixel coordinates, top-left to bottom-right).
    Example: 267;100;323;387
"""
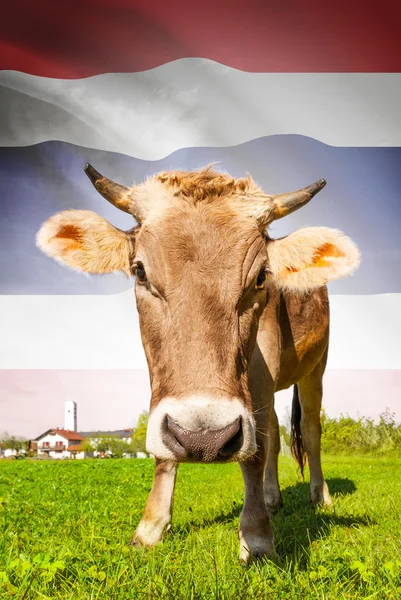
65;400;77;431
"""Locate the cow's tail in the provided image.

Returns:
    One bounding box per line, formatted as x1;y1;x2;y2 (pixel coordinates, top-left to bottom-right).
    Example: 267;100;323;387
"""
291;384;306;480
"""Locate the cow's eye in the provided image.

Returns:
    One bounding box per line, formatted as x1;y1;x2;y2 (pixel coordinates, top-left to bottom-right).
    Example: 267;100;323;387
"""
256;267;267;288
135;262;147;284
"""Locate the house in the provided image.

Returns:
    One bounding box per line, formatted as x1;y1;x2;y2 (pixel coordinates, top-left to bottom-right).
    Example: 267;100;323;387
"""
0;446;19;458
32;428;86;459
28;426;146;460
3;448;18;458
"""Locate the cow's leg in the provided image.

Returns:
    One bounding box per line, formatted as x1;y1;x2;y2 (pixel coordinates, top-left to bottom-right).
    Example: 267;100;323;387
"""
263;406;283;511
131;459;178;547
239;411;275;564
297;363;332;507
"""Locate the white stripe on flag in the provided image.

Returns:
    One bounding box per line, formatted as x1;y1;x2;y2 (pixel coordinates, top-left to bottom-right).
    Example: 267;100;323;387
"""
0;292;399;370
1;61;401;158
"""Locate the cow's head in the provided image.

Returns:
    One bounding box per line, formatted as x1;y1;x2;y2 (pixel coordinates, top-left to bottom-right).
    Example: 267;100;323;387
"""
37;165;360;463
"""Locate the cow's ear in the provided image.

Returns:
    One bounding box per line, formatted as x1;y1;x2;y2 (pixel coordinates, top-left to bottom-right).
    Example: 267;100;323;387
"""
36;210;134;275
267;227;360;292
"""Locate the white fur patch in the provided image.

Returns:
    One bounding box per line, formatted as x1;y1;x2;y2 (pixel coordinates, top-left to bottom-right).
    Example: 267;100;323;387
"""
239;531;275;564
267;227;361;292
146;396;256;461
132;178;174;223
133;465;177;547
133;518;170;547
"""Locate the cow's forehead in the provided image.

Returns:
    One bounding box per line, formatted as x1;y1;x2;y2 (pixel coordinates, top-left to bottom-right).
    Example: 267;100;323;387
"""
136;201;264;267
131;167;266;223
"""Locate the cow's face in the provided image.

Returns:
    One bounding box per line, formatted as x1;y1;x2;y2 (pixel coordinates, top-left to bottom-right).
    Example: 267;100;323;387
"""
133;204;268;463
37;166;360;463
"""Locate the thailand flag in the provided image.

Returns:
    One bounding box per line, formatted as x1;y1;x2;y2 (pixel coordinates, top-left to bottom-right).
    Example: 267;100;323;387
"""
0;0;400;436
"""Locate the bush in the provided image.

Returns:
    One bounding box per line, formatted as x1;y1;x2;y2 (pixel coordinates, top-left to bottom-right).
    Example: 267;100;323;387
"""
320;408;401;455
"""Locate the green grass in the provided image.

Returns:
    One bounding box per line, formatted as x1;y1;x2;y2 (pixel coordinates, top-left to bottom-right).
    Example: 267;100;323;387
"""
0;455;400;599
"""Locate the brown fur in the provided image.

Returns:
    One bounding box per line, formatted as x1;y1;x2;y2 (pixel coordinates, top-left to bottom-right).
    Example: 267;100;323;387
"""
135;203;265;408
284;243;346;274
55;224;83;245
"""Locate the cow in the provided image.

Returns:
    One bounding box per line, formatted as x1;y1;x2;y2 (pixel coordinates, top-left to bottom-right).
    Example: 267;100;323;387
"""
37;164;360;563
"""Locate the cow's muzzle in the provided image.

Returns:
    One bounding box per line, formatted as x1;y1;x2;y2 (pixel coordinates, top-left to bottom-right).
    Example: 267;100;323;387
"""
162;415;243;462
146;396;257;463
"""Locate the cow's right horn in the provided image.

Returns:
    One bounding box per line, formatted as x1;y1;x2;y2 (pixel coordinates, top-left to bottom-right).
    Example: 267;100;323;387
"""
84;163;133;215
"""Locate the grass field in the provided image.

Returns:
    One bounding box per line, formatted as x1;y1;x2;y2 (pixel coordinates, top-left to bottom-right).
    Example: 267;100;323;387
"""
0;455;400;599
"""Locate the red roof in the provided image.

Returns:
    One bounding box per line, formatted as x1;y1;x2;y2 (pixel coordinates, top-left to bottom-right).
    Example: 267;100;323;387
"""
35;429;85;442
68;444;84;452
55;429;85;441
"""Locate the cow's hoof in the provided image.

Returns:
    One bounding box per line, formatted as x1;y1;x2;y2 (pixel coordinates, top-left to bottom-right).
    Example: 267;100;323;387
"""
310;481;333;508
239;532;275;565
129;519;170;548
129;535;146;549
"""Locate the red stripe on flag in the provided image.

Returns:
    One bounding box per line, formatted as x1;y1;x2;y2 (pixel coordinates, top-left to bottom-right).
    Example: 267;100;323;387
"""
0;0;400;77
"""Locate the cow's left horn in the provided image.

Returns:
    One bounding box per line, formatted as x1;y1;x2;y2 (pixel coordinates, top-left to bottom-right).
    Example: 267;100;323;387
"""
270;179;327;221
84;163;132;214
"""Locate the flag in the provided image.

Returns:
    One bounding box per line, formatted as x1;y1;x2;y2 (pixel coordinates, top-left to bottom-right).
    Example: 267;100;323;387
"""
1;0;400;436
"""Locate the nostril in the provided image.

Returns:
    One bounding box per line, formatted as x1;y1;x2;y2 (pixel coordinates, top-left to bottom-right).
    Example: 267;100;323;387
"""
166;415;190;449
162;415;188;459
219;418;243;457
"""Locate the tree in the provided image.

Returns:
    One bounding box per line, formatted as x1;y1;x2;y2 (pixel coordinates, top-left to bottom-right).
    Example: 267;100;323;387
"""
95;435;113;455
282;406;292;434
81;438;95;454
91;435;130;458
108;438;129;458
130;411;149;455
279;424;291;448
0;435;27;453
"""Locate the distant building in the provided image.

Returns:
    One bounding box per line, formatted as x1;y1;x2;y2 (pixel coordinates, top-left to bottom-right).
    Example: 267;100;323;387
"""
5;399;142;460
79;429;134;457
1;448;18;458
26;398;141;459
32;428;86;459
65;400;77;432
79;429;133;444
